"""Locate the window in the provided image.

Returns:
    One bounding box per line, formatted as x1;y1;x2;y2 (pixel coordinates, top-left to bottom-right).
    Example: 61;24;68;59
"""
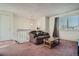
59;16;79;30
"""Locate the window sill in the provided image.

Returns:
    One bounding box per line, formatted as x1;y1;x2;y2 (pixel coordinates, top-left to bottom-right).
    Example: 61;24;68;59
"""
59;29;79;31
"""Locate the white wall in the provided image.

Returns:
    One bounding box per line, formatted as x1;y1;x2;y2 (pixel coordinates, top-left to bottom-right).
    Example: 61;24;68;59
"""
36;17;46;31
49;10;79;41
36;16;50;32
14;16;36;30
59;30;79;41
14;15;47;31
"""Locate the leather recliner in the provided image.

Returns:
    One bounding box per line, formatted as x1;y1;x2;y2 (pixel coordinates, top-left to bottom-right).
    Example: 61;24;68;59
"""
29;30;50;45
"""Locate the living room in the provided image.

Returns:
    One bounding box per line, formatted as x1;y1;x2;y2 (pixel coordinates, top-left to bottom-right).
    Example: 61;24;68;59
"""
0;3;79;56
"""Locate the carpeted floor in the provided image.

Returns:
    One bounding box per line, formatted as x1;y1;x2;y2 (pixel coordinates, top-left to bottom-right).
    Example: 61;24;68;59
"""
0;40;77;56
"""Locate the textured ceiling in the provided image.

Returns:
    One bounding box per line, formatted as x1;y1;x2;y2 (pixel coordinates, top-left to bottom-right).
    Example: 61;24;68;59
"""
0;3;79;17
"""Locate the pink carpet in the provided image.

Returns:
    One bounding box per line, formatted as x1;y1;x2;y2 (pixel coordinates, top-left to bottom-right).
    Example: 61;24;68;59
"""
0;40;77;56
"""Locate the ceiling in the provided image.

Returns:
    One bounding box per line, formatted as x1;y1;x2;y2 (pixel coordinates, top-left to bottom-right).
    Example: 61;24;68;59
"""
0;3;79;17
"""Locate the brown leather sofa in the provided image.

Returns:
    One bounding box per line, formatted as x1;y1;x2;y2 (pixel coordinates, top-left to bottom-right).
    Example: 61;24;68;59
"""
29;30;50;45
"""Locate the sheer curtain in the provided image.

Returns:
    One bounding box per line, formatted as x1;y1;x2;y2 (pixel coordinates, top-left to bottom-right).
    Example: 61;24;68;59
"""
49;17;55;37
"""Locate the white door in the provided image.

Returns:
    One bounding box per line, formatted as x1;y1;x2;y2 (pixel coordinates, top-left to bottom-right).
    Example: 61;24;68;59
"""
0;15;11;41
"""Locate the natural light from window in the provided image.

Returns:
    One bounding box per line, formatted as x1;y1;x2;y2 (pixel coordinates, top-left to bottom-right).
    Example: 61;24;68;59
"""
59;16;79;30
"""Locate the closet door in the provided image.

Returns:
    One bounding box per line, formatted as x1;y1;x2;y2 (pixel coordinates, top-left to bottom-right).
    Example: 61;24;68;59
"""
0;15;11;41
